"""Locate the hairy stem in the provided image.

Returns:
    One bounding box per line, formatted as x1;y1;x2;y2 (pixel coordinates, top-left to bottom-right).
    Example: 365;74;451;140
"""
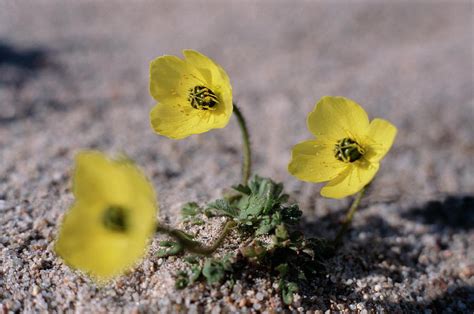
333;185;368;248
156;220;237;255
233;103;252;185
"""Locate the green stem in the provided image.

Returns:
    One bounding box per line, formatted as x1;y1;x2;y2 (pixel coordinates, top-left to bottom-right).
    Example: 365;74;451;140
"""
156;220;236;255
333;185;368;248
233;103;252;185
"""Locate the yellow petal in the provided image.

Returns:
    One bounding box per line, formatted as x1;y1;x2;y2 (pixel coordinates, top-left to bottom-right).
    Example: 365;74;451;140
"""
149;55;205;103
183;49;231;87
119;159;156;204
288;139;346;183
55;151;157;282
150;102;229;139
307;96;370;141
321;161;379;199
182;50;214;83
73;152;129;205
183;50;233;117
55;203;154;282
364;118;397;163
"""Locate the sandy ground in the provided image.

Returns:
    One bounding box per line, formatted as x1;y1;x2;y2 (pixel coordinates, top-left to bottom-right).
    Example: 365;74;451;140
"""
1;0;473;312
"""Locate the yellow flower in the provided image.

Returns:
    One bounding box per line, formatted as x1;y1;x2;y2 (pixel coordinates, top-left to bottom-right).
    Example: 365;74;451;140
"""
288;96;397;199
55;151;157;282
149;49;233;139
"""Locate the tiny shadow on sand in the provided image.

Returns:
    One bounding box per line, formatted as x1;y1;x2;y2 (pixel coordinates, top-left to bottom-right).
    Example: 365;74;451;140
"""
298;214;420;309
295;195;474;311
0;40;66;123
0;41;49;70
402;195;474;231
386;285;474;312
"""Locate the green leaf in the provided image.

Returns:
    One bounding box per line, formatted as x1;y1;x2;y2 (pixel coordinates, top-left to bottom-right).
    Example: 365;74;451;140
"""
255;217;273;236
247;176;261;193
241;241;267;258
181;203;207;225
181;202;201;218
232;184;251;195
206;199;239;218
281;281;299;305
202;259;226;285
189;264;202;284
298;271;307;281
281;204;302;225
278;193;290;203
249;176;283;201
192;219;205;225
156;241;183;257
221;254;234;271
271;212;283;226
184;255;200;264
275;224;289;240
238;195;266;220
175;271;189;289
261;195;276;215
275;263;288;276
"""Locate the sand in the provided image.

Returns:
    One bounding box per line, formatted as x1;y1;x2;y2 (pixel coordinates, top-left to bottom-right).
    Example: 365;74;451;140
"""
1;0;473;312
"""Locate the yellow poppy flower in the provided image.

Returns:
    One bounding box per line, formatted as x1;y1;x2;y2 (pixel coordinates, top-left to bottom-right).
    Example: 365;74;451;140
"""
149;49;233;139
55;151;157;282
288;96;397;199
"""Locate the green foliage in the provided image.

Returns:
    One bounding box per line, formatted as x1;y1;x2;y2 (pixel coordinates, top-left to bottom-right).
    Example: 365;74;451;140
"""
280;281;299;305
180;176;303;240
156;241;183;257
206;199;239;218
181;202;205;225
185;256;203;284
174;254;235;289
171;176;333;306
202;254;233;285
173;256;204;289
204;176;302;238
240;240;266;259
175;271;190;289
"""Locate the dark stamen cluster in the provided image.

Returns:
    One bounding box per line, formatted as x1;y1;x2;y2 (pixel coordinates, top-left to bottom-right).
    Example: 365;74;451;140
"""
334;138;365;163
102;206;128;232
188;85;219;110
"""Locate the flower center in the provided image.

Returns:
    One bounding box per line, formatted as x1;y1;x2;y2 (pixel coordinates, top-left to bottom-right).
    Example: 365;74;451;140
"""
334;138;365;163
188;86;219;111
102;206;128;232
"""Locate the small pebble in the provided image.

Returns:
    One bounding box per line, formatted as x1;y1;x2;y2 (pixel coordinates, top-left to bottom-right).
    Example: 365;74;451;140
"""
32;285;40;296
357;281;367;288
211;305;221;314
460;264;474;278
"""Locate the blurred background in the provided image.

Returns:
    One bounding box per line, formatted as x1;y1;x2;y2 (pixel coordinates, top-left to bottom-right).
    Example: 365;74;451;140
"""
1;0;473;312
